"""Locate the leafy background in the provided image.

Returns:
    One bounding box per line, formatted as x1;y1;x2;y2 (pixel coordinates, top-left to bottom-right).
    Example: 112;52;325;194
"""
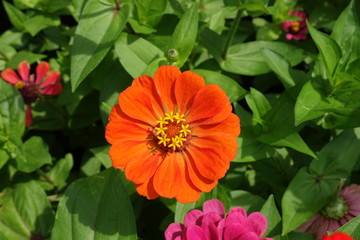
0;0;360;239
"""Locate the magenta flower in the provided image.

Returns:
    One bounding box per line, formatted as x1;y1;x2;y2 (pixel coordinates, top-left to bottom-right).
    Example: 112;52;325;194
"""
1;61;62;126
298;184;360;239
282;10;308;40
165;199;273;240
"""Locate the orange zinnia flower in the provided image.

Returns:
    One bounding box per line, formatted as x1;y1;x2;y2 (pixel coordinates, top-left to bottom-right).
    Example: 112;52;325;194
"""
105;65;240;203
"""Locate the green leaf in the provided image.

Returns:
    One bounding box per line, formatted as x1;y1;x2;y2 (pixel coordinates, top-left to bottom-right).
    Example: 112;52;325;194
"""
337;215;360;239
307;21;342;79
174;201;196;223
134;0;167;27
192;69;247;102
0;181;54;239
221;41;306;76
231;190;265;213
260;48;296;88
281;168;338;235
260;195;282;238
332;0;360;64
0;80;25;140
167;3;198;67
234;135;275;162
71;1;130;91
6;50;46;69
52;168;137;240
23;13;60;36
245;88;271;125
127;18;157;34
13;136;52;173
89;146;112;169
2;1;26;30
114;33;163;78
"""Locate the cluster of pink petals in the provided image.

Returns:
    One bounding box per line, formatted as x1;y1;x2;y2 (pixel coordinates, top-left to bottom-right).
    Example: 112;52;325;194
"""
282;10;308;40
1;61;62;126
298;184;360;239
165;199;273;240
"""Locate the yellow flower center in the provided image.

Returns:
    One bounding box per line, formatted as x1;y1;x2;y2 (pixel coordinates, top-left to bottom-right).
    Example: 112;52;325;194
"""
15;81;25;90
154;112;191;151
290;21;300;32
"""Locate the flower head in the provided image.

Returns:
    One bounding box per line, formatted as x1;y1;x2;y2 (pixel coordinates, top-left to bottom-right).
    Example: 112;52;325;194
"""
298;184;360;239
1;61;62;126
321;232;354;240
282;10;308;40
105;66;240;203
165;199;273;240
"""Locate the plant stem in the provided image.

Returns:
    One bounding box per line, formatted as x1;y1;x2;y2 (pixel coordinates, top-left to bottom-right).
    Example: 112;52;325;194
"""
222;9;243;59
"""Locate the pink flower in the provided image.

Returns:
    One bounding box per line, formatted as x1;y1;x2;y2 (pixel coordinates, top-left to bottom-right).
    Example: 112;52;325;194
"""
165;199;273;240
321;232;354;240
282;10;308;40
1;61;62;126
298;184;360;239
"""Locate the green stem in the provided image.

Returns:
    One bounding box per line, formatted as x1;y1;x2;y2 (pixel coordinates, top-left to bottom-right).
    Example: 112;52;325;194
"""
222;9;243;59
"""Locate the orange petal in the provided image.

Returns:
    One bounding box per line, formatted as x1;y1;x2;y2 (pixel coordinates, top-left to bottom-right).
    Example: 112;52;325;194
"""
175;165;202;203
153;65;181;113
136;176;159;200
183;150;218;192
174;71;205;115
132;75;164;118
192;113;240;138
186;145;229;180
105;118;151;144
35;62;50;83
1;68;21;84
108;104;149;129
18;61;30;82
109;140;151;169
153;153;183;198
191;134;238;162
125;151;163;184
119;83;160;125
186;84;231;124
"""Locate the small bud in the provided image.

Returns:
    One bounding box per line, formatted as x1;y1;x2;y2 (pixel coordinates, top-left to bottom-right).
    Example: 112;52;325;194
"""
167;49;179;62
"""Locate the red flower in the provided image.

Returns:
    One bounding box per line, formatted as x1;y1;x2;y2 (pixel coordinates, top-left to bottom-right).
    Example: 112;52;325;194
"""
282;10;308;40
1;61;62;126
321;232;354;240
105;65;240;203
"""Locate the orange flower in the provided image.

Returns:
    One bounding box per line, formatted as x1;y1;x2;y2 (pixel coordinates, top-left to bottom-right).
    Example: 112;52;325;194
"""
105;66;240;203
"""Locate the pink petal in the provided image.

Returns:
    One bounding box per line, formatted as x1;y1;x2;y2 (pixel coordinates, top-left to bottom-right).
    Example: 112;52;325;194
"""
217;219;225;240
165;223;184;240
40;71;62;95
203;199;225;218
201;213;221;240
223;223;248;240
25;104;32;127
286;34;294;40
18;61;30;82
184;209;204;227
35;62;50;84
184;225;207;240
247;212;268;237
227;207;247;219
1;68;21;84
238;232;259;240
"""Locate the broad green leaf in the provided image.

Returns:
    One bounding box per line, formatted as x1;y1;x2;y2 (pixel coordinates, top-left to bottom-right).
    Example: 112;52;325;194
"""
0;80;25;140
114;33;163;78
307;22;342;79
261;48;296;88
192;69;247;102
0;43;16;70
31;101;66;130
332;0;360;63
0;181;54;240
13;136;52;173
175;202;196;223
221;41;305;76
245;88;271;125
310;128;360;177
294;80;342;125
261;195;281;238
2;1;26;30
0;149;9;170
337;215;360;239
167;3;198;67
234;134;275;162
281;168;338;235
52;168;137;240
23;13;60;36
134;0;167;27
71;1;130;91
346;59;360;79
127;18;157;34
89;146;112;169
